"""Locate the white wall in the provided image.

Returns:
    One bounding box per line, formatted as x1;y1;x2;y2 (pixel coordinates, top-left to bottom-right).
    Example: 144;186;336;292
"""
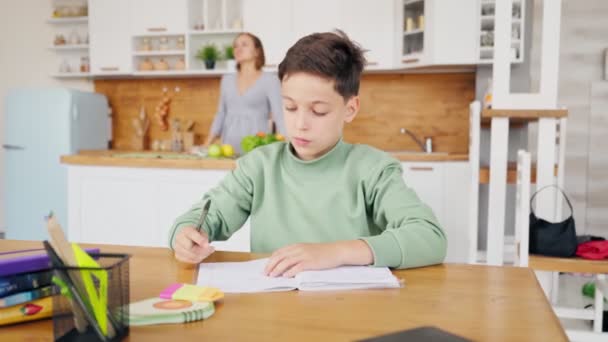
526;0;608;236
0;1;94;233
476;0;608;246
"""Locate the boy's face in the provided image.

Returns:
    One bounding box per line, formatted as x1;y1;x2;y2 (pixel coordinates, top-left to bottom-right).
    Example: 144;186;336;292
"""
281;72;359;161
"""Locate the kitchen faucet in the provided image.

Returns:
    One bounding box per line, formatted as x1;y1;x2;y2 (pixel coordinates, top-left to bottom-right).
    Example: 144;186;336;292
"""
399;128;433;153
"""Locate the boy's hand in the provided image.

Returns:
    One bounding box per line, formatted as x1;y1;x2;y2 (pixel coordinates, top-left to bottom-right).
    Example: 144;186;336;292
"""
264;240;374;278
173;226;215;264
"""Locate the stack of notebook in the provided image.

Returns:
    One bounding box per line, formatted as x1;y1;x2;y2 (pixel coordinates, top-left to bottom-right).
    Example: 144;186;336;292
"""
0;247;98;326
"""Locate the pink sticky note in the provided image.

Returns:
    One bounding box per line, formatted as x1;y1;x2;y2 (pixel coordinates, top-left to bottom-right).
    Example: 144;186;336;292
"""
159;283;182;299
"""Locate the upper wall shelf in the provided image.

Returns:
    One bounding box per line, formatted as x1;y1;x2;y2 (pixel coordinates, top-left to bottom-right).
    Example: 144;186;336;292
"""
51;72;91;79
48;44;89;51
403;28;424;37
188;29;241;36
132;69;233;77
132;32;187;38
133;50;186;57
47;17;88;24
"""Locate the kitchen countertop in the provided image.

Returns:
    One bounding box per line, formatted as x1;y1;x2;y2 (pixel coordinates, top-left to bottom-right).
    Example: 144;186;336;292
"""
60;149;468;170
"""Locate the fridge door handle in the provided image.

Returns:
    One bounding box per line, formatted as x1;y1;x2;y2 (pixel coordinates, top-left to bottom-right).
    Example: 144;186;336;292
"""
2;144;25;150
72;104;79;121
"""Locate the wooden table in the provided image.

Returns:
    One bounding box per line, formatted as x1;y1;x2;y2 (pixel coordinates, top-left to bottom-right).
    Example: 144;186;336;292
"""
0;240;566;341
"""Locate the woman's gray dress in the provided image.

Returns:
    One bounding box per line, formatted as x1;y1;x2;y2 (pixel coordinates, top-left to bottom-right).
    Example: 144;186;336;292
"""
210;72;285;154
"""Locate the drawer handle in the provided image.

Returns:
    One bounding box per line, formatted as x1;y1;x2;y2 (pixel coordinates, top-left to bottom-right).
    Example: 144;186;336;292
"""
366;61;379;66
409;166;434;171
100;67;119;71
264;64;277;68
147;27;167;32
2;144;25;150
402;58;419;64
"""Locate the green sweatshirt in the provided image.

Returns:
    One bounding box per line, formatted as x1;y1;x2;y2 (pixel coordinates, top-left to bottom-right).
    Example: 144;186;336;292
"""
168;140;447;269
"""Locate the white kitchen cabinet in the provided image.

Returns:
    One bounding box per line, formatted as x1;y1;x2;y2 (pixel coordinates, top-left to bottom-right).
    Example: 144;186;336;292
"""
442;162;471;263
242;0;293;68
130;0;188;35
401;161;471;263
67;165;250;251
56;0;487;79
399;0;478;68
402;162;444;222
245;0;398;70
89;0;132;75
66;160;469;260
290;0;341;43
78;176;158;246
427;0;478;65
339;0;397;69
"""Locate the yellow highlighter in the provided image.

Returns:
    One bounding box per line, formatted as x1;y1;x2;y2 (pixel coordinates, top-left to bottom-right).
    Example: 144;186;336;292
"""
159;283;224;302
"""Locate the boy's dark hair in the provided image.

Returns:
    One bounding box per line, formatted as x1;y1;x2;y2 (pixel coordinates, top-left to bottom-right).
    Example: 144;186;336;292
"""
278;30;366;101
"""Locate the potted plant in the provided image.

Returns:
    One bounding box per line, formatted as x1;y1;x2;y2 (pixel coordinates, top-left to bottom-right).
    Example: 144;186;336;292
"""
224;45;236;71
196;44;219;70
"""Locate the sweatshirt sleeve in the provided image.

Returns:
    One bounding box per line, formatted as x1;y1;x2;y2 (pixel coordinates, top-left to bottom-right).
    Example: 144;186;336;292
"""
360;161;447;269
168;155;255;249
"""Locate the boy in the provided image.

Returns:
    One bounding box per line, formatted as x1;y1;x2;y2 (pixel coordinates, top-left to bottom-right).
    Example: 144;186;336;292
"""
169;31;447;277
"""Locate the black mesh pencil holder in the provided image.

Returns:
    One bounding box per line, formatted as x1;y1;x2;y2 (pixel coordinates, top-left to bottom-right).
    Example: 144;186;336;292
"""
51;253;130;342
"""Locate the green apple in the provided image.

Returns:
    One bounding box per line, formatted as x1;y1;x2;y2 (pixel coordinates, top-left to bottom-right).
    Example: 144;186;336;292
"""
208;144;222;158
221;144;234;157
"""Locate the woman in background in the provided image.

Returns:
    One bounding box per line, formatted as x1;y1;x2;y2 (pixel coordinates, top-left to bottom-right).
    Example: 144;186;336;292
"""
204;32;285;154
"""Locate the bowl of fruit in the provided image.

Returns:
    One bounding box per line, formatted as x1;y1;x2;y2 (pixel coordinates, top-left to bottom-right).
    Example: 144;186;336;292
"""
241;132;285;154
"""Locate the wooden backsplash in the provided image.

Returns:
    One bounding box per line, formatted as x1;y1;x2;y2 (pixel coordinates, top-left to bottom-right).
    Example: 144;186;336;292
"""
95;73;475;153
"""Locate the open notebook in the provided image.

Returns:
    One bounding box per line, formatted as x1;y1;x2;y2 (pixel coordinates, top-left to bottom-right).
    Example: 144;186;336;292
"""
197;258;402;293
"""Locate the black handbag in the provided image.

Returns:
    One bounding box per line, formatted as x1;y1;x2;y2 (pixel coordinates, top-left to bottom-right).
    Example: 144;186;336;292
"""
529;185;578;257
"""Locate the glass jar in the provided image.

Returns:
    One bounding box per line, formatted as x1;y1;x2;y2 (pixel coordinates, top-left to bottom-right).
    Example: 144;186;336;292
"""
154;58;169;71
417;15;425;30
68;29;80;45
59;59;71;73
80;56;90;73
176;36;185;50
141;38;151;51
159;37;169;51
175;57;186;70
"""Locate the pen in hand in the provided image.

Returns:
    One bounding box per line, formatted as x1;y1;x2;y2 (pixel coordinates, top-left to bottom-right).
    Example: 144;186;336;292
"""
191;200;215;256
174;200;215;264
195;199;211;234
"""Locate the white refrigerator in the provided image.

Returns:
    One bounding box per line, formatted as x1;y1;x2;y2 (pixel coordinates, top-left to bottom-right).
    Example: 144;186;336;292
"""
3;88;111;240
